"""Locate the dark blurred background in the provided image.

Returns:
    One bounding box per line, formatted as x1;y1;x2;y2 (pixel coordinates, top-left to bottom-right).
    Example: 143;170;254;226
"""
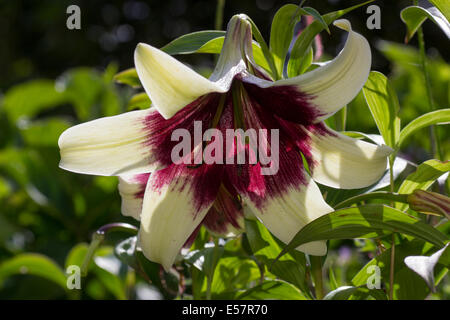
1;0;449;90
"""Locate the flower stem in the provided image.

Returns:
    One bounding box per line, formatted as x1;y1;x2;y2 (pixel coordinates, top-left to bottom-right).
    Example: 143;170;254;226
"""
414;0;442;160
310;255;324;300
206;237;220;300
215;0;226;30
389;233;396;300
81;223;138;276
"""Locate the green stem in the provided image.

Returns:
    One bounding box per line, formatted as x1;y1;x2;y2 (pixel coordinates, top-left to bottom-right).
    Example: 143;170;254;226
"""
389;234;396;300
215;0;226;30
414;0;442;159
206;237;220;300
80;223;138;276
310;256;324;300
334;106;347;131
334;192;409;210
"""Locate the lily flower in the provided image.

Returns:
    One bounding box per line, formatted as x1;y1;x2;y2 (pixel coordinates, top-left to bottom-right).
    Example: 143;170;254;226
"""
58;15;392;271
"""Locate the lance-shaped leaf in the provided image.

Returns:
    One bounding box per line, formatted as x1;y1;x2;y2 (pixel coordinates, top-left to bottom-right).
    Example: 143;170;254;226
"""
113;68;140;87
362;71;401;149
287;0;375;78
404;243;450;292
274;204;448;262
236;280;307;300
269;4;302;77
401;6;450;42
161;30;226;55
396;159;450;211
398;109;450;149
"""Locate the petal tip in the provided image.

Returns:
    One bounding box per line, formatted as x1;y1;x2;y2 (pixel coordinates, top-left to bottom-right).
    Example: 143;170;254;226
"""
333;19;352;32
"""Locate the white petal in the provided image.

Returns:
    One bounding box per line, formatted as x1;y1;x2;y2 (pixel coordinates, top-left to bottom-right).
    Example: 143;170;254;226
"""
138;165;221;271
134;15;252;119
242;19;371;122
245;174;333;256
118;173;150;220
59;109;157;176
306;125;392;189
135;43;225;119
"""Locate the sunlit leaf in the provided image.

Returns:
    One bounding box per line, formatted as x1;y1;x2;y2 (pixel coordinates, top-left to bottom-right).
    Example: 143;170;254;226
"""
127;92;152;110
269;4;302;77
362;71;401;149
398;109;450;148
161;30;226;55
275;204;447;262
287;0;374;77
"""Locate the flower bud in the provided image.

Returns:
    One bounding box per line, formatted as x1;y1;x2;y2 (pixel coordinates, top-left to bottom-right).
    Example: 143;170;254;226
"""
407;190;450;219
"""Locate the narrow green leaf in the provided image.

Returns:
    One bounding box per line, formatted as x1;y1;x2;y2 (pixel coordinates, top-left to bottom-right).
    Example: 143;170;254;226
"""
275;204;447;262
396;159;450;211
269;4;302;77
0;254;67;289
401;6;450;42
127;92;152;110
287;0;374;78
160;30;226;55
247;17;278;80
398;109;450;148
362;71;401;148
302;7;330;34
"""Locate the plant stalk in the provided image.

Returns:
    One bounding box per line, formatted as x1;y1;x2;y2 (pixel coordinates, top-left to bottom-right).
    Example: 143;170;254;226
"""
414;0;442;159
311;255;324;300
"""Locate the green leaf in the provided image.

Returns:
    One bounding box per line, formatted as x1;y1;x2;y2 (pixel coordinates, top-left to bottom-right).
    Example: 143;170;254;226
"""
396;159;450;211
287;0;374;78
114;68;140;88
19;118;70;147
269;4;302;77
2;80;68;122
352;239;447;299
404;243;450;291
429;0;450;22
245;219;311;297
247;17;278;80
0;254;67;289
323;285;386;300
160;30;226;55
398;109;450;148
127;92;152;110
275;204;447;262
362;71;401;148
401;6;450;42
301;7;330;34
236;280;307;300
65;243;89;270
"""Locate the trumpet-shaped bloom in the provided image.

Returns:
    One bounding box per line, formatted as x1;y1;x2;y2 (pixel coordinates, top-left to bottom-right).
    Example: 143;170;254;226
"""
58;15;392;270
